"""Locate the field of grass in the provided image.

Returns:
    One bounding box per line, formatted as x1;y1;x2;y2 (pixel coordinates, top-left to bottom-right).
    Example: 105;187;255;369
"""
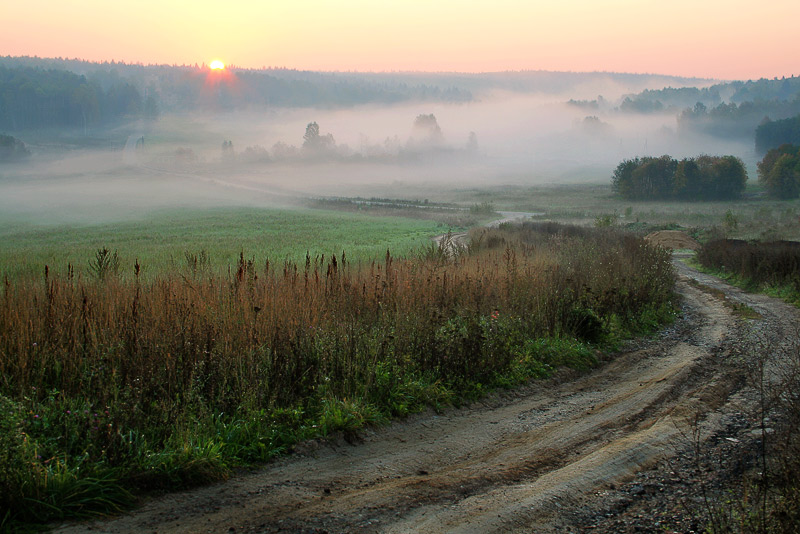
372;182;800;242
0;206;446;279
0;223;676;529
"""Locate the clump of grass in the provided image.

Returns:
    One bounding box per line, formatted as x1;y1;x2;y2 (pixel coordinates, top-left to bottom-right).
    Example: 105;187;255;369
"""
0;223;676;528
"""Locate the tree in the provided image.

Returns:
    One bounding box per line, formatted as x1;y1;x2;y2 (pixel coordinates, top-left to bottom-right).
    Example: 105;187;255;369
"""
410;114;444;147
755;114;800;155
611;158;641;198
271;141;297;160
708;155;747;199
303;121;320;148
221;140;235;161
631;155;676;199
0;134;31;162
302;121;335;154
759;144;800;198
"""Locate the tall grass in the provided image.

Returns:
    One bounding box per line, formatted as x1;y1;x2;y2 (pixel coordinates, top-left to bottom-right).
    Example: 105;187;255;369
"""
0;223;675;527
696;239;800;304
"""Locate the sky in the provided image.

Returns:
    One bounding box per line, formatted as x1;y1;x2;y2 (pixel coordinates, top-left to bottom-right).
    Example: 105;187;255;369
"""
3;0;799;80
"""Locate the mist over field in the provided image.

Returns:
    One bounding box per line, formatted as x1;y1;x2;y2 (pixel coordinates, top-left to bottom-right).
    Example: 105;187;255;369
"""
0;61;788;225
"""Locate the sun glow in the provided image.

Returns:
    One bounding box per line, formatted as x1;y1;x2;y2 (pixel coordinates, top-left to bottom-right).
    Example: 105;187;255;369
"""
209;60;225;70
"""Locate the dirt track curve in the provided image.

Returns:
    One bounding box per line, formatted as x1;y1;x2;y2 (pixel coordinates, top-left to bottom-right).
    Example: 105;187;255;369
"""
55;257;800;533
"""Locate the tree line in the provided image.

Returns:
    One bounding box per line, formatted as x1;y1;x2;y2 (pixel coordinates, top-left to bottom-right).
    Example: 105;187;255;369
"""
0;66;157;132
0;57;472;118
612;155;747;200
756;115;800;155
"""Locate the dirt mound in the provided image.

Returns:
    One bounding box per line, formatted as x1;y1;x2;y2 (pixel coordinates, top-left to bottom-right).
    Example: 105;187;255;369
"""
644;230;700;251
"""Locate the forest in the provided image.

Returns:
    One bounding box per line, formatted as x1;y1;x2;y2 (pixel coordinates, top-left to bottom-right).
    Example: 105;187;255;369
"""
756;115;800;154
0;65;155;131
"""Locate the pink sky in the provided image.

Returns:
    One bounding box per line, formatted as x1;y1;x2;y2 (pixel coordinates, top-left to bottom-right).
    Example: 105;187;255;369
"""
3;0;798;80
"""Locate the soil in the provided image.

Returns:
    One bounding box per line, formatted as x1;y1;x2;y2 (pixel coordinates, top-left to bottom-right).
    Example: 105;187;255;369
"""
53;257;800;534
644;231;701;251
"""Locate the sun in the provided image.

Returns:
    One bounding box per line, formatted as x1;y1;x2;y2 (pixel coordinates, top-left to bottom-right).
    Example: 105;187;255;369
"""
209;60;225;70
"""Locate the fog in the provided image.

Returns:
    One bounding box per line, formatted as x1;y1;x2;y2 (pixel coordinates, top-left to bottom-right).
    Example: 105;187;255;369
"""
0;84;757;225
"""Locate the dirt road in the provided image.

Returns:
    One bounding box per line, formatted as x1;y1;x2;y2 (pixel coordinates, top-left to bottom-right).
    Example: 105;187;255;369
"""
55;258;800;533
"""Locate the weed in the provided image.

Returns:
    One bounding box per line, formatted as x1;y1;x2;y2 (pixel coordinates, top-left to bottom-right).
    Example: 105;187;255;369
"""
88;248;119;280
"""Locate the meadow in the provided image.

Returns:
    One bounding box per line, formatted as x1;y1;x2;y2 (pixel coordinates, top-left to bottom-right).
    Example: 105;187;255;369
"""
373;182;800;241
0;206;445;279
0;222;675;528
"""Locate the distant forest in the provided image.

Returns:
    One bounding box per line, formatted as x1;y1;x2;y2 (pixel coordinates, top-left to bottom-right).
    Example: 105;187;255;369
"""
0;56;709;133
0;66;155;131
612;77;800;141
0;56;473;130
2;55;798;145
756;115;800;155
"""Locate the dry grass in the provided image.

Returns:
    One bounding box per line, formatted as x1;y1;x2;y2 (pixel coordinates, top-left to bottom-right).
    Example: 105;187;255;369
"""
0;223;676;526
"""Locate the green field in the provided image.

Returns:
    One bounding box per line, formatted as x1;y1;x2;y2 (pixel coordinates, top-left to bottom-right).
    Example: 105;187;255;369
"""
359;182;800;241
0;207;446;279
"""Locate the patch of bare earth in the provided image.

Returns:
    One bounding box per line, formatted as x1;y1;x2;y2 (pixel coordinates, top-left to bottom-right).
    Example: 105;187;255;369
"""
644;230;701;251
54;259;800;533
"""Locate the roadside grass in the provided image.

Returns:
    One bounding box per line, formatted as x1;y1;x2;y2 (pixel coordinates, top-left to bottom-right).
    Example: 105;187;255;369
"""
0;206;445;279
683;239;800;532
0;223;677;530
694;239;800;307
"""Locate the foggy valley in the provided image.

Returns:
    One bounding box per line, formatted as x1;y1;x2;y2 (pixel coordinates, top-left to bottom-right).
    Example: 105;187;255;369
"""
0;59;775;224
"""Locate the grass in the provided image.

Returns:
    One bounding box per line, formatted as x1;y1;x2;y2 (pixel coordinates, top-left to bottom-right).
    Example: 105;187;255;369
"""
0;206;446;279
0;223;676;529
365;182;800;242
694;239;800;307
